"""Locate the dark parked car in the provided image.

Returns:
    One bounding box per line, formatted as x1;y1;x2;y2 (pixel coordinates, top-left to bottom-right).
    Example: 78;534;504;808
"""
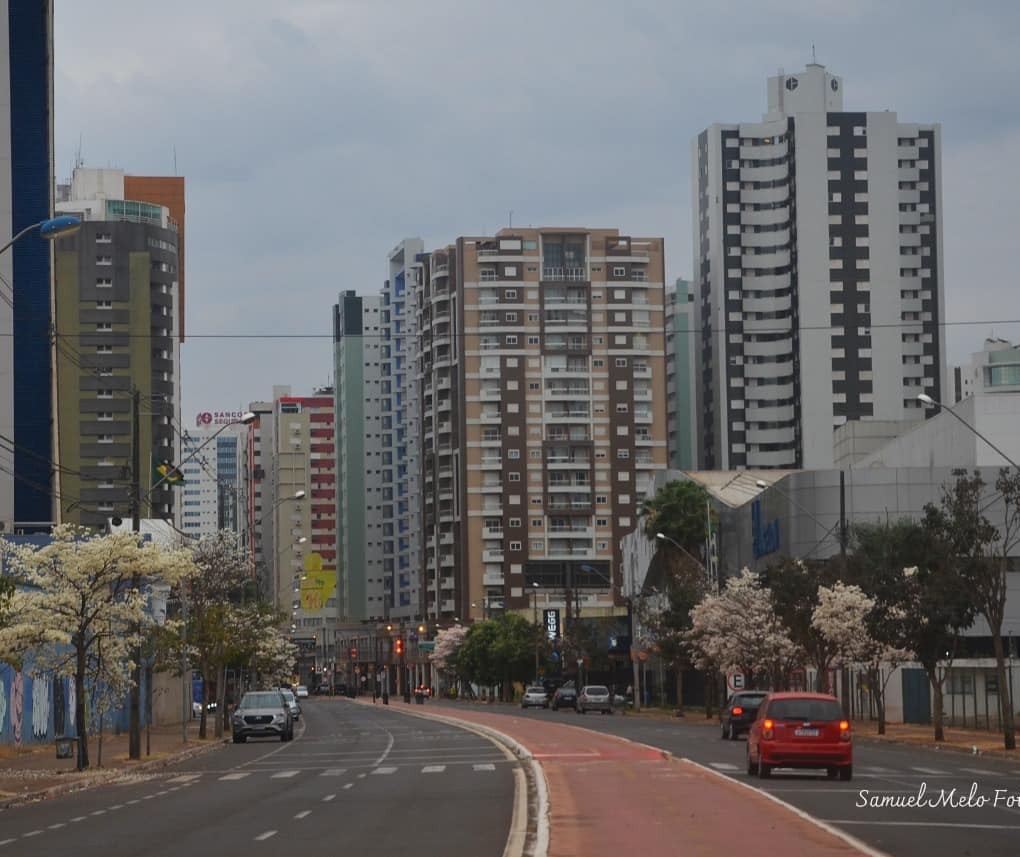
720;691;768;740
551;685;577;711
746;692;852;781
231;691;293;743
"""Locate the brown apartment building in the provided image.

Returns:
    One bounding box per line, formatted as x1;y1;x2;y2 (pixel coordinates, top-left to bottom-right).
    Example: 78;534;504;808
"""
417;228;668;627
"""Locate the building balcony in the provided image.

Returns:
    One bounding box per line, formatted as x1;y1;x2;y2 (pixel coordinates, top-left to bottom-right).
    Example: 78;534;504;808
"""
482;549;505;563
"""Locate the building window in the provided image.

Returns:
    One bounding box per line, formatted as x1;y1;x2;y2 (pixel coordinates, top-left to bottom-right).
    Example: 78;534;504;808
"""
96;278;112;288
505;289;517;300
509;518;522;528
97;412;114;421
509;472;521;482
510;541;522;551
96;256;113;266
596;495;608;505
506;335;518;345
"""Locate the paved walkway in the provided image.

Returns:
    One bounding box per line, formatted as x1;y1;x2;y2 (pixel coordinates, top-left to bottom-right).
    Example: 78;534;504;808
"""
0;720;224;807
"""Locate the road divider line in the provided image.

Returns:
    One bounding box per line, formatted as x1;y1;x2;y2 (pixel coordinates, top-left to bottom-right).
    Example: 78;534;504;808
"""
343;783;354;790
254;831;277;841
323;794;336;802
682;757;893;857
295;811;311;819
22;831;42;838
911;767;948;774
47;823;66;830
270;770;300;779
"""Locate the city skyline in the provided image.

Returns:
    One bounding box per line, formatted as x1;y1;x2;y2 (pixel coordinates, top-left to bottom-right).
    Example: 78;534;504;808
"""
50;1;1020;418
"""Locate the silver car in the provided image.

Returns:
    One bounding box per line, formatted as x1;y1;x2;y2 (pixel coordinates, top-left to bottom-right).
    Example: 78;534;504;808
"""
232;691;294;743
279;687;301;720
521;686;549;709
577;685;613;715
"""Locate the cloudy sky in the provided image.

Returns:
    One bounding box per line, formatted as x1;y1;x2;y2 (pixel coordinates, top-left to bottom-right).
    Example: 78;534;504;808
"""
54;0;1020;418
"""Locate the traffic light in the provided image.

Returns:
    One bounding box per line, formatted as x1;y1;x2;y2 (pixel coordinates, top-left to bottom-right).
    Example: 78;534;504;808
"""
351;645;358;660
395;638;404;656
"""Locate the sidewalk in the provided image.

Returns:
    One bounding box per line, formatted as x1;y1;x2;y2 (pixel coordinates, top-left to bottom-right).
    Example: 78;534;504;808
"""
0;720;226;808
379;700;871;857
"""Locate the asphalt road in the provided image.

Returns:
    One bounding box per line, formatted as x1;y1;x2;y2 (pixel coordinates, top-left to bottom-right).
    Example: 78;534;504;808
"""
0;699;517;857
450;700;1020;857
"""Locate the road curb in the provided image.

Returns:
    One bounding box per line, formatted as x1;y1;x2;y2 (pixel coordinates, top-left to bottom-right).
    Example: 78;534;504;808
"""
0;736;228;811
350;699;548;857
855;732;1020;761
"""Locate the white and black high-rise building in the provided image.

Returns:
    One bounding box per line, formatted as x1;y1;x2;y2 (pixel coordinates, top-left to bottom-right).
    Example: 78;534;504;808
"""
694;63;946;469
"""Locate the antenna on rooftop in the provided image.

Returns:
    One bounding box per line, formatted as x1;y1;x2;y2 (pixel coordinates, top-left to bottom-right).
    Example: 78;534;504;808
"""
173;146;178;176
812;44;817;64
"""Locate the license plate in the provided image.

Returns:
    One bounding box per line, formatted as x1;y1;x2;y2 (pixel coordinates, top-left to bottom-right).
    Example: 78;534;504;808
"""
794;728;819;737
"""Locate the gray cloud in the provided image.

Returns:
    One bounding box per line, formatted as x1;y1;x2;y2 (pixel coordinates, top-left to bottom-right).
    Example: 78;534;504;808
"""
53;0;1020;415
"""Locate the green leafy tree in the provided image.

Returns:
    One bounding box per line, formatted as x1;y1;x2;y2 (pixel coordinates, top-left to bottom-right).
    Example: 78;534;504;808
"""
640;479;711;555
457;614;547;700
766;557;841;692
924;469;1020;750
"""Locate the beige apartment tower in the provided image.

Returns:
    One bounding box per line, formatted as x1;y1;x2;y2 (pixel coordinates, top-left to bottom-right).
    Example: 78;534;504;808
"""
417;228;668;626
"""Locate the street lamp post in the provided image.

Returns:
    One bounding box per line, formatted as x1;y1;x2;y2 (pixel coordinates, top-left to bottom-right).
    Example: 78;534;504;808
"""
917;393;1020;470
532;582;540;682
0;214;80;256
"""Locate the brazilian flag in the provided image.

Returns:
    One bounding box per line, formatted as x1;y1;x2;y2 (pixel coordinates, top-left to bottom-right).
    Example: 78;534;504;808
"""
154;462;185;486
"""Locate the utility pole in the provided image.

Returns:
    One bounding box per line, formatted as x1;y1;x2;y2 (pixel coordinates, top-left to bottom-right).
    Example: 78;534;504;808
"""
129;388;142;760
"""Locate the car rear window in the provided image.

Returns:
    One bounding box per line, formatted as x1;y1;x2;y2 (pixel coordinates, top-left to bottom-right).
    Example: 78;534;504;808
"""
734;693;766;706
767;698;842;721
585;686;610;695
527;687;546;694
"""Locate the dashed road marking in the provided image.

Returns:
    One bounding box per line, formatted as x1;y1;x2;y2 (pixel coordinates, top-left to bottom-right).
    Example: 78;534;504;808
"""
0;839;15;846
961;767;994;776
90;810;106;816
473;763;496;772
71;816;87;822
322;768;347;776
861;766;896;773
422;765;446;773
220;772;251;781
271;770;300;779
371;767;397;775
343;783;354;790
254;830;277;841
912;767;949;775
22;831;42;838
167;774;201;783
47;823;66;830
295;811;311;819
323;794;336;802
709;762;739;771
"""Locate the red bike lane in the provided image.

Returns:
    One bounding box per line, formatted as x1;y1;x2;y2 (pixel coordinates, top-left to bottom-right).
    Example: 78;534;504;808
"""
412;705;876;857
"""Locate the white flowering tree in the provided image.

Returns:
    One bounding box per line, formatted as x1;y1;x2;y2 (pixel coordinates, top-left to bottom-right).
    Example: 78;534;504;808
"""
812;582;913;734
0;526;195;770
431;625;468;695
687;568;800;690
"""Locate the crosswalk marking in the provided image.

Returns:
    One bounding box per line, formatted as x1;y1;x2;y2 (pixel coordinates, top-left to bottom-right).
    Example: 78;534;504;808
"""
220;772;251;781
321;768;347;776
473;764;496;772
371;767;398;775
271;771;300;779
709;762;739;772
912;767;949;775
422;765;446;773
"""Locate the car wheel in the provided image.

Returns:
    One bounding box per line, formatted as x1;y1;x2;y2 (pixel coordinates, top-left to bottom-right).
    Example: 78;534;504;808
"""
757;756;772;779
746;747;756;776
727;723;737;741
721;722;728;740
838;765;853;782
232;733;243;744
521;703;527;709
827;766;838;779
551;704;558;711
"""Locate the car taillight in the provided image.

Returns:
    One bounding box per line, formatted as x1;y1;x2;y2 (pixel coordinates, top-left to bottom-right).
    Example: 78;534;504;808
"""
762;719;774;740
840;720;851;742
731;707;743;715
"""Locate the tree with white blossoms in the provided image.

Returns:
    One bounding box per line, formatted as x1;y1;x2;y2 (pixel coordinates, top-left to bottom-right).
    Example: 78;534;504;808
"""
812;582;912;734
0;526;195;770
431;625;468;694
687;568;800;689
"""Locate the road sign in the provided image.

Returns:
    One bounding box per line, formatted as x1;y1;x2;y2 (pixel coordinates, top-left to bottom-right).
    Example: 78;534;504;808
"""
726;673;745;692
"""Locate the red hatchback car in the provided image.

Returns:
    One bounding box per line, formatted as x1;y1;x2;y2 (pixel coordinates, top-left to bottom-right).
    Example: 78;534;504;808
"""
746;692;852;781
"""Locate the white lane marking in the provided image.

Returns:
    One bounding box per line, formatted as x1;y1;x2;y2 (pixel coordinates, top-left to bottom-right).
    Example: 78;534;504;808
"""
254;831;277;841
71;816;87;822
709;762;739;771
22;831;43;838
109;804;124;810
295;811;311;819
220;772;251;781
0;839;15;847
48;823;66;830
343;783;354;790
828;819;1020;830
422;765;446;773
322;794;336;802
321;768;347;776
167;774;201;783
271;770;300;779
861;766;896;773
126;799;140;805
473;763;496;772
960;767;994;776
371;766;397;775
357;773;366;779
143;794;156;800
912;767;949;775
90;810;106;816
373;727;396;768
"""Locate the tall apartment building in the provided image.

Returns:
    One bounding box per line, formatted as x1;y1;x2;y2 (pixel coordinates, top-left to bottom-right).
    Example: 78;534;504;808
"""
694;63;946;469
52;168;181;530
333;292;385;621
179;418;247;539
381;239;424;619
271;388;337;662
417;228;668;624
2;0;54;533
245;398;277;599
665;278;697;469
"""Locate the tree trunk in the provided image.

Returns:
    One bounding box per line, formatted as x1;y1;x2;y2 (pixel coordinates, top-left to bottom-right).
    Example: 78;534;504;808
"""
675;668;684;711
990;629;1016;750
215;664;227;739
198;660;209;740
704;673;714;719
75;647;89;771
928;668;946;742
870;666;887;736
